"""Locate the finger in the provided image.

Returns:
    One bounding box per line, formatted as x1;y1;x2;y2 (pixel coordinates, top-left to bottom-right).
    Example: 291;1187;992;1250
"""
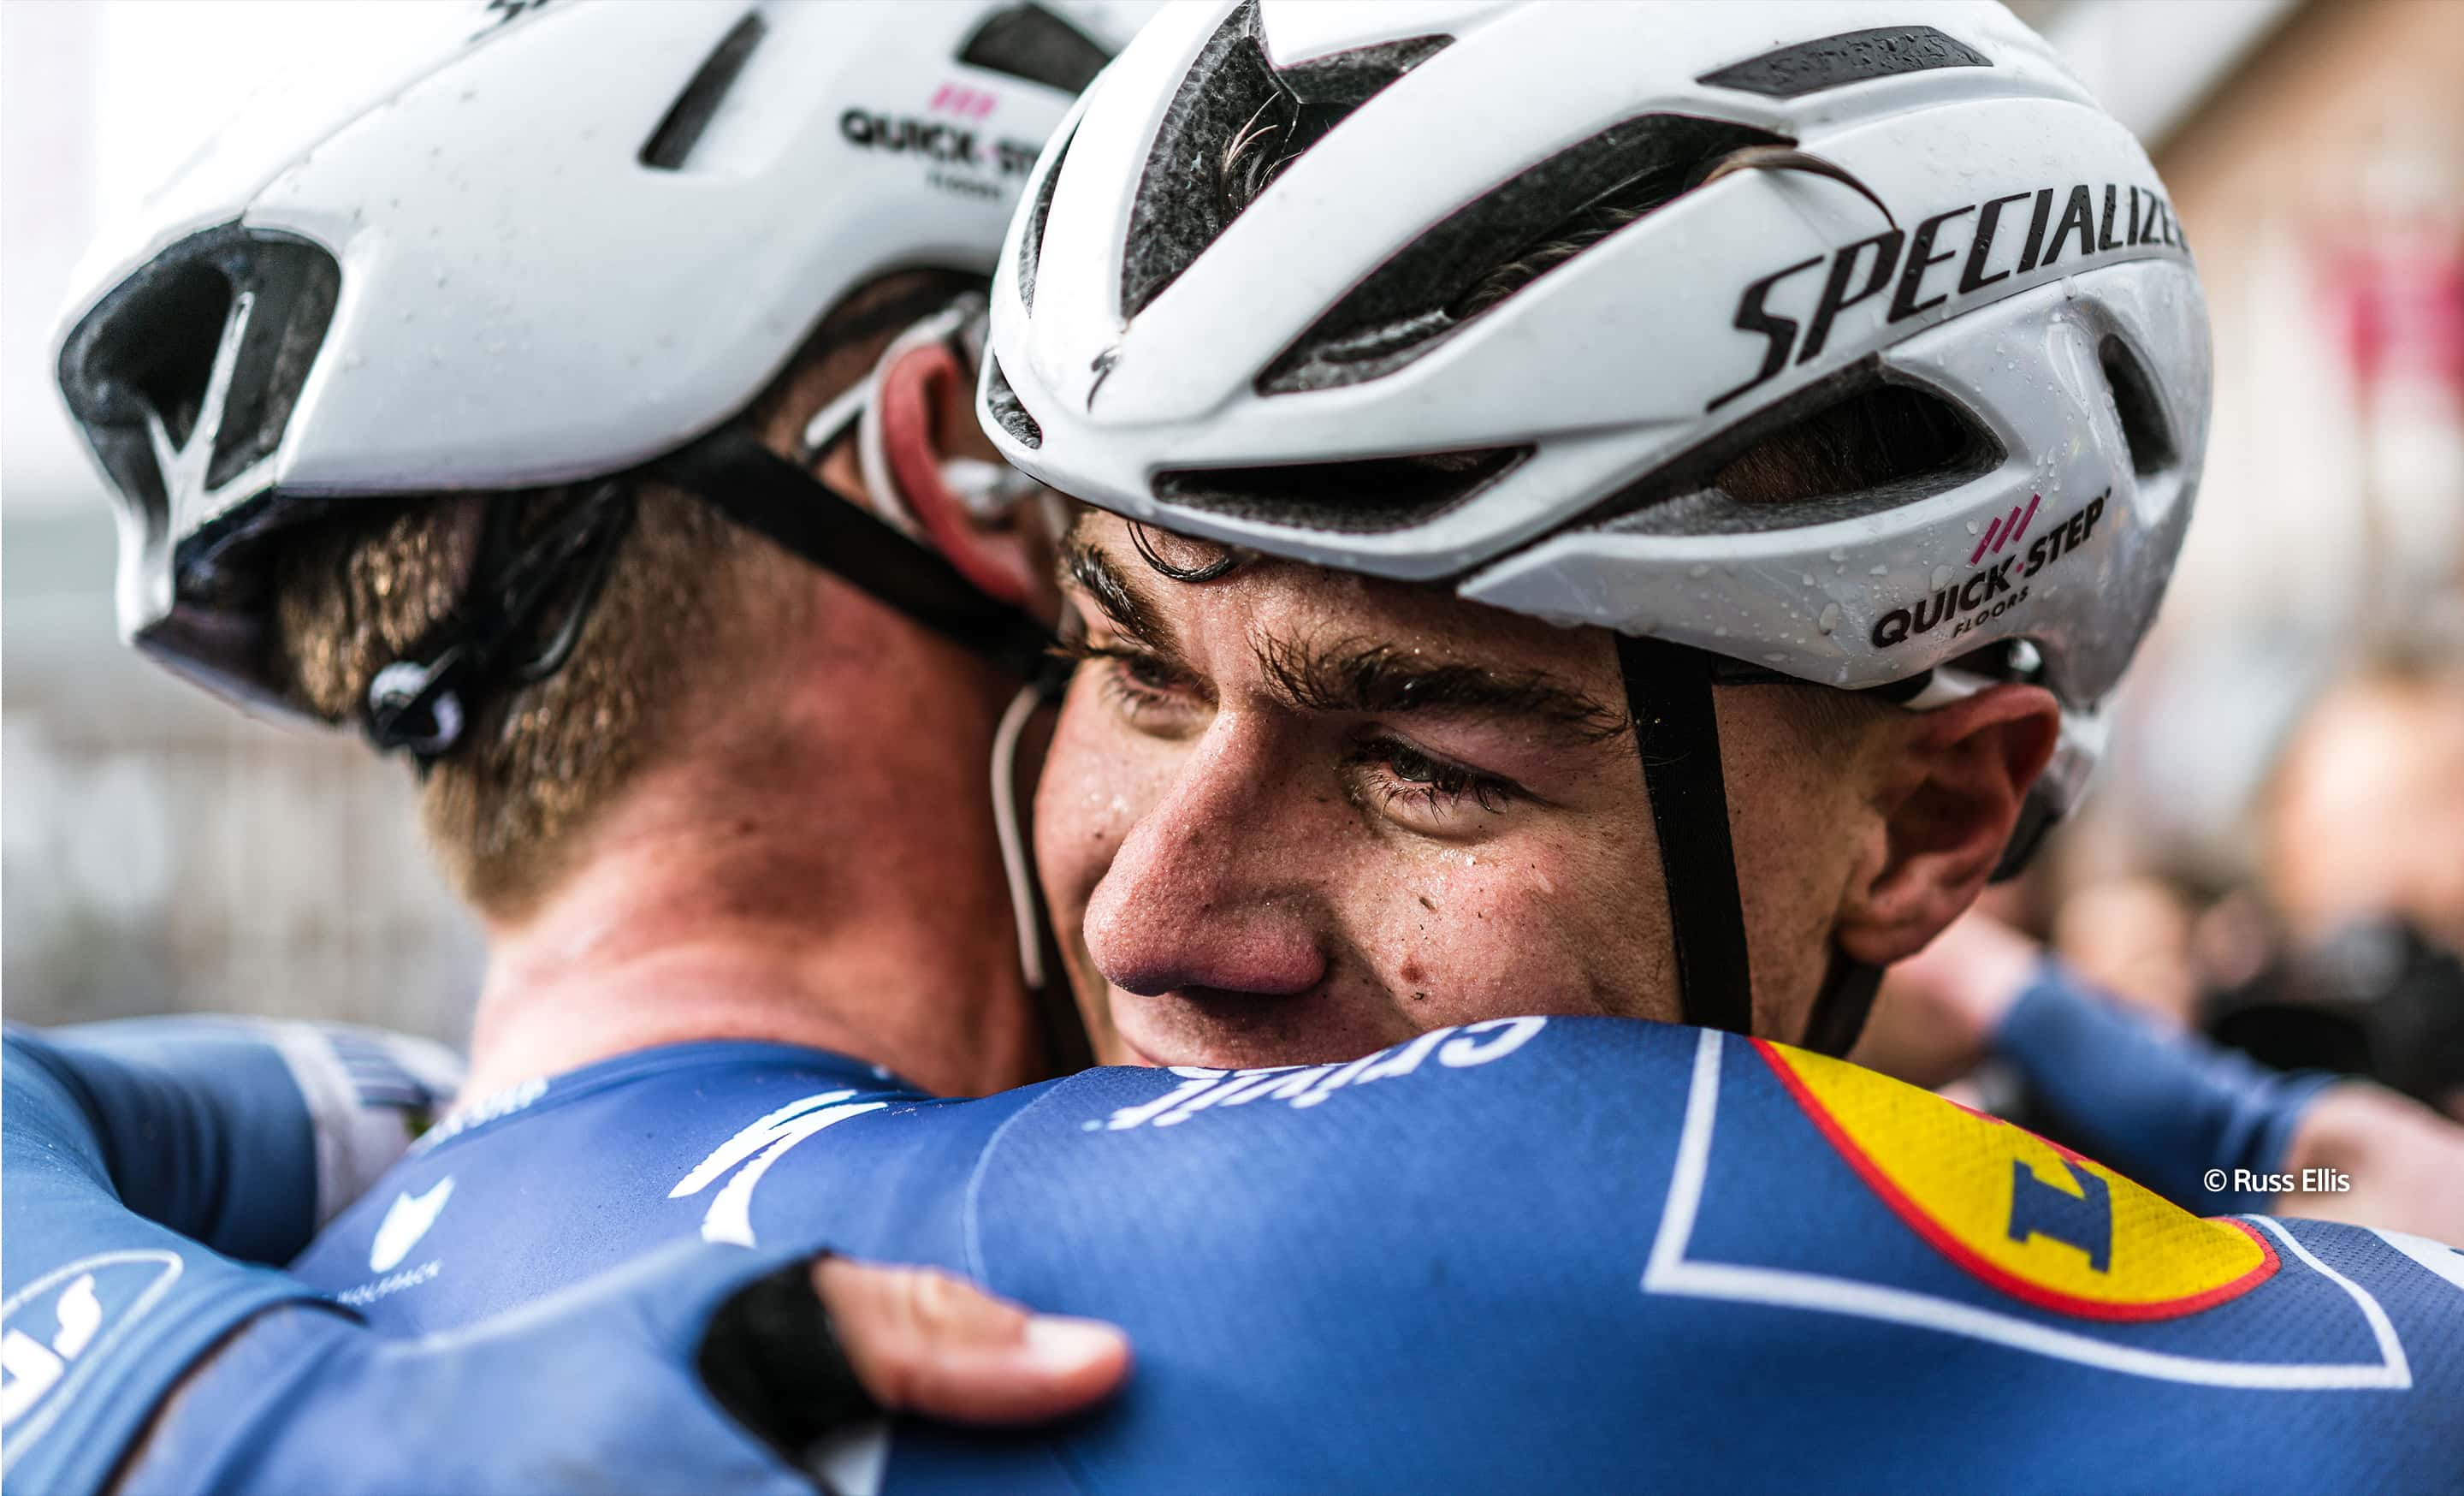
814;1259;1130;1426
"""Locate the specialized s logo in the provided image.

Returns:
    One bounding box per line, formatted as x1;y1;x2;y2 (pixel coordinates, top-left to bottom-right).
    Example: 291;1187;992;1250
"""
1758;1042;2273;1317
672;1090;886;1247
1713;180;2188;412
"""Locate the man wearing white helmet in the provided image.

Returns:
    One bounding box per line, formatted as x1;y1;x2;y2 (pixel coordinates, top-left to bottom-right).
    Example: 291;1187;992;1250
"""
995;0;2464;1238
10;3;1152;1491
992;0;2189;1066
12;3;2462;1493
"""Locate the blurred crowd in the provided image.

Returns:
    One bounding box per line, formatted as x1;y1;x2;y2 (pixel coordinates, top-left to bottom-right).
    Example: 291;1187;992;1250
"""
1862;656;2464;1130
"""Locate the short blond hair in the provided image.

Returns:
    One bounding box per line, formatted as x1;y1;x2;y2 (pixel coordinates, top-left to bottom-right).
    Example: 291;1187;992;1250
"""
274;479;765;914
270;270;973;917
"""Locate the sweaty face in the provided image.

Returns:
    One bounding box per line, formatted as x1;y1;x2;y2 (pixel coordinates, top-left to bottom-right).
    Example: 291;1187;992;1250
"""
1037;513;1873;1071
1035;514;1667;1069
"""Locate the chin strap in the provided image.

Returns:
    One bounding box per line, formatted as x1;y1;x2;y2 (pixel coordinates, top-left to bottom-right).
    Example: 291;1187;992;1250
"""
650;428;1053;679
364;481;637;764
368;427;1054;751
1614;635;1879;1057
1801;953;1884;1057
1616;637;1755;1036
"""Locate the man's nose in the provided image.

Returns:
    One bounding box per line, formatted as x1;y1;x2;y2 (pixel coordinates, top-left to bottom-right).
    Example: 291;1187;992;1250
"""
1081;717;1327;999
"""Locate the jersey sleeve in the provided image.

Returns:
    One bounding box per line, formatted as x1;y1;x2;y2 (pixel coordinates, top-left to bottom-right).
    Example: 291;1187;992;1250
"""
4;1018;460;1260
1991;965;2337;1212
3;1026;343;1496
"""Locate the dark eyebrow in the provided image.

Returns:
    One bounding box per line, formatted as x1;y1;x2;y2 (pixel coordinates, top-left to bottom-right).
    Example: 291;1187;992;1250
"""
1255;634;1630;745
1062;521;1626;746
1061;531;1176;650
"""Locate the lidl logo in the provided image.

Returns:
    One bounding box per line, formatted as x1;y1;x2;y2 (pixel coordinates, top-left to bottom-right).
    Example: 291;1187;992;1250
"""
1757;1041;2275;1319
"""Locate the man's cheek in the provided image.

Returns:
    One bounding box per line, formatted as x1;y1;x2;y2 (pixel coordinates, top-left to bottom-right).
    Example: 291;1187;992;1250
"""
1377;871;1590;1018
1036;698;1185;898
1035;709;1127;908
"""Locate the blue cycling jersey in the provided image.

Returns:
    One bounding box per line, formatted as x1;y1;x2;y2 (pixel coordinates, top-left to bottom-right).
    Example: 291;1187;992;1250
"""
270;1016;2464;1493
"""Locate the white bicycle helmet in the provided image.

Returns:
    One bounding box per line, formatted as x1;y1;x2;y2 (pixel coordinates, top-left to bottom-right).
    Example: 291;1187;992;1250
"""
56;0;1146;736
981;0;2209;1048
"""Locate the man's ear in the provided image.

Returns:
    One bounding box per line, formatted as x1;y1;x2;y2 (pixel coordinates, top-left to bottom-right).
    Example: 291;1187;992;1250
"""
1836;684;2062;967
876;342;1055;620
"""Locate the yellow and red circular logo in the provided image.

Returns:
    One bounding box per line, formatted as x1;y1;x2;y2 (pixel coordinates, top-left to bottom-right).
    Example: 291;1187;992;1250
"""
1757;1041;2275;1320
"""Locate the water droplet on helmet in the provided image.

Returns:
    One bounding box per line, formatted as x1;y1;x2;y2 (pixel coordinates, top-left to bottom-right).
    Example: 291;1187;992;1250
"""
1931;565;1954;589
1818;603;1842;635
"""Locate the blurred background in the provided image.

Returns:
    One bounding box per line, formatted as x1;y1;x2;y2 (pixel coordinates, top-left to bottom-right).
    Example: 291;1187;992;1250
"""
6;0;2462;1070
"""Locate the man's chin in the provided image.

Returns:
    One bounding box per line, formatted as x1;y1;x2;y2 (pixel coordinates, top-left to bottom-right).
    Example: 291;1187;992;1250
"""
1109;1030;1174;1068
1102;1001;1200;1069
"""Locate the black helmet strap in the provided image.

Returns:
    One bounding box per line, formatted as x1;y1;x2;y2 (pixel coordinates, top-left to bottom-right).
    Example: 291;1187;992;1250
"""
651;428;1053;680
364;479;636;764
363;426;1056;767
1614;634;1882;1056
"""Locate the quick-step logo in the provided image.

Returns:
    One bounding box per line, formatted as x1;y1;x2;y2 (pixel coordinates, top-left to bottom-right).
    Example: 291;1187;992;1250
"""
1869;490;2106;650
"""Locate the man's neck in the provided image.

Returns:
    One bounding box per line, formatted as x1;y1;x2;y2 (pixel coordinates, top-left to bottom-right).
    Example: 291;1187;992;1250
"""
457;652;1045;1102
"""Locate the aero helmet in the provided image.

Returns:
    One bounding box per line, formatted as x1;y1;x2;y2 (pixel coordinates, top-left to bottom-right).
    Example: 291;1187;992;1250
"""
56;0;1144;738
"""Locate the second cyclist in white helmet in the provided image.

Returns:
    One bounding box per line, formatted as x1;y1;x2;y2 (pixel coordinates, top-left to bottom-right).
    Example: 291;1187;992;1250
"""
987;0;2206;1061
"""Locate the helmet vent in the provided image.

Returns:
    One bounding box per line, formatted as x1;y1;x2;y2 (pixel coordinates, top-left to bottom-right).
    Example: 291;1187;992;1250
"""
1255;115;1789;395
985;357;1044;448
638;10;768;171
2098;335;2177;477
960;3;1112;95
121;261;234;453
1584;372;1997;537
1016;117;1078;316
1152;446;1530;535
1122;1;1452;318
56;223;341;508
1695;25;1990;100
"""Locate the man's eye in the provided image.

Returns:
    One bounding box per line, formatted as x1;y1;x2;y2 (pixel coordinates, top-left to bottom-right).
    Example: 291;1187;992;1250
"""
1119;654;1183;694
1057;639;1202;727
1384;743;1457;788
1349;737;1517;825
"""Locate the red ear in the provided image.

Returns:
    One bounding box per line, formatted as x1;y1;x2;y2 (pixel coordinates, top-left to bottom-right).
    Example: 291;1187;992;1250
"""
1838;684;2061;966
878;341;1034;608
